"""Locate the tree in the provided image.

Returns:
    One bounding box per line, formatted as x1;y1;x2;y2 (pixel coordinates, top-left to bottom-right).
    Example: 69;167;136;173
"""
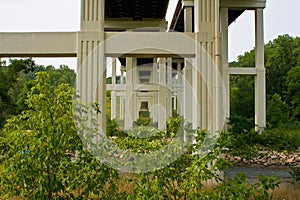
265;34;296;98
230;35;300;128
286;65;300;121
0;60;76;128
0;58;36;127
230;75;254;120
266;93;289;127
0;72;117;199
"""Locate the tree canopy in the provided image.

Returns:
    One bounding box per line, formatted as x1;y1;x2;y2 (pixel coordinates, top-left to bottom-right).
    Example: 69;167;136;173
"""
229;34;300;129
0;59;76;128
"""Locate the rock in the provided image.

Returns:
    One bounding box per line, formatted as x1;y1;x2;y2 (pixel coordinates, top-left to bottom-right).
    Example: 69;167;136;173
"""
287;157;295;163
270;155;277;159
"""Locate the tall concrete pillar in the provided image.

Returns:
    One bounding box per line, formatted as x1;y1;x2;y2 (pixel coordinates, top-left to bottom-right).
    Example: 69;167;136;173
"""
182;0;194;125
77;0;106;131
176;61;184;115
120;66;125;84
167;58;173;118
194;0;216;131
120;65;125;120
214;0;225;133
255;8;266;131
111;58;117;119
152;59;159;123
125;58;134;130
80;0;104;31
220;7;229;131
132;58;139;121
120;96;125;120
158;58;167;129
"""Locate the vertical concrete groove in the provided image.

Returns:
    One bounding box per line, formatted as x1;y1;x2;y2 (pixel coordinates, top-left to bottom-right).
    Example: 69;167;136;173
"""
96;0;99;21
82;0;85;21
87;0;90;21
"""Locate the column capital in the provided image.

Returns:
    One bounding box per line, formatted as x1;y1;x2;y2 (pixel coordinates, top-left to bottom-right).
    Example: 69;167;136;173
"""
182;0;194;8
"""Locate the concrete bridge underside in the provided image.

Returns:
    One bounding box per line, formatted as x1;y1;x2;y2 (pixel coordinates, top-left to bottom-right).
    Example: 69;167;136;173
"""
0;0;266;133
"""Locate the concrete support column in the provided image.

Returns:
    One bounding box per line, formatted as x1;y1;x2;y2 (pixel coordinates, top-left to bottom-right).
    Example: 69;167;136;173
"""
120;66;125;84
173;95;177;110
167;58;173;118
125;57;133;130
77;0;106;131
184;59;193;124
220;7;229;131
214;0;224;133
182;0;194;125
177;61;183;115
152;58;159;124
111;58;117;119
158;58;167;130
255;8;266;131
153;92;159;123
120;95;125;120
152;58;158;84
193;0;216;131
177;61;182;84
132;58;139;121
80;0;104;31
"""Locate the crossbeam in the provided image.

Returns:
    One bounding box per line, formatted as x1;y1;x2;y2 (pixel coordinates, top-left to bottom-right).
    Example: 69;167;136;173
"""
0;32;77;57
105;32;196;58
220;0;266;9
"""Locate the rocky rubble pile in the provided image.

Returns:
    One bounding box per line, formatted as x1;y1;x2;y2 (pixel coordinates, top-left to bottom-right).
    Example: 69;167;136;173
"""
225;148;300;167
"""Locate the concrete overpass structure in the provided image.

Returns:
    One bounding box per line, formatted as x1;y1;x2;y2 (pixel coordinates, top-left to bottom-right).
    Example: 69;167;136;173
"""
0;0;266;133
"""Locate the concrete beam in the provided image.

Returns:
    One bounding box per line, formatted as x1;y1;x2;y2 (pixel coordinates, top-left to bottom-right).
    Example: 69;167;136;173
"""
0;32;77;57
228;67;257;75
105;32;195;58
107;84;126;91
220;0;266;9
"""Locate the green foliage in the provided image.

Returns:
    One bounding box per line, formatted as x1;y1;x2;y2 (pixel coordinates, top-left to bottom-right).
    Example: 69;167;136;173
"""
228;115;254;135
230;34;300;129
0;59;35;127
0;72;118;199
228;127;300;157
0;85;281;199
290;165;300;182
230;75;254;120
265;35;298;97
106;117;127;137
287;65;300;120
267;93;289;128
258;129;300;152
212;174;280;200
0;59;76;128
120;129;279;200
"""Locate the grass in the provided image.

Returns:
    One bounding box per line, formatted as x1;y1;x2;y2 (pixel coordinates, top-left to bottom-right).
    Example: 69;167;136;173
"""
270;183;300;200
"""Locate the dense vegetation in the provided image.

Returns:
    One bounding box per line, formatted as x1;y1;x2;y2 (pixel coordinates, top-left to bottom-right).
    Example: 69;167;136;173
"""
229;34;300;155
0;34;300;199
0;59;76;128
0;73;280;198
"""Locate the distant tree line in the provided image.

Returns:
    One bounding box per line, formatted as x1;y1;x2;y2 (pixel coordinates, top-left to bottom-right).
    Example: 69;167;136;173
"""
0;58;76;128
230;34;300;131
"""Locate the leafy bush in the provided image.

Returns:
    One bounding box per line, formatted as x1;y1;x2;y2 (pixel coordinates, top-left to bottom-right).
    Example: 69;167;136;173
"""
290;165;300;182
259;129;300;152
0;73;282;199
228;115;254;135
0;73;119;199
106;117;127;137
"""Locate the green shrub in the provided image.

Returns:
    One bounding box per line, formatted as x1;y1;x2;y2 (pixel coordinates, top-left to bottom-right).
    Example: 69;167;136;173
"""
259;129;300;152
106;117;127;137
290;165;300;182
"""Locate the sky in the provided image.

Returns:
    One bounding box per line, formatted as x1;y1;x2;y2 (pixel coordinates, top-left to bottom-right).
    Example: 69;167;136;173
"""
0;0;299;71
